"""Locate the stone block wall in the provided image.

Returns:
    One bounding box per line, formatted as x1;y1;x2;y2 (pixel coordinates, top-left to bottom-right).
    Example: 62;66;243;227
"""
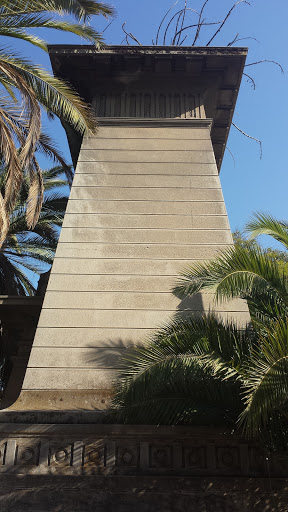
16;119;249;410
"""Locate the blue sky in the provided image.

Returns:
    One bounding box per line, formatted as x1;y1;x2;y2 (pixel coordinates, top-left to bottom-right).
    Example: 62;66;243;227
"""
15;0;288;245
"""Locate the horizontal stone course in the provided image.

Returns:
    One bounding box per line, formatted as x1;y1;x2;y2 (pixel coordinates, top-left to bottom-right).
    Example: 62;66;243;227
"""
23;368;116;390
33;327;155;347
65;200;227;215
43;291;249;312
69;187;223;202
72;174;220;188
55;243;230;259
28;346;126;368
50;258;220;275
75;161;218;175
37;309;249;329
62;213;230;230
77;149;216;163
47;274;178;292
59;228;232;245
81;138;212;151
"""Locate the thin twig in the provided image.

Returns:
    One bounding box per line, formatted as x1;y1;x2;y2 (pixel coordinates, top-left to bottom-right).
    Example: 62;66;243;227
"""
233;36;260;44
173;11;184;45
226;147;236;168
163;9;185;45
171;7;200;45
192;0;209;46
178;0;187;44
206;1;251;46
227;33;239;47
100;18;115;36
243;72;256;90
174;20;222;41
176;0;187;45
232;122;262;159
122;22;142;46
156;0;180;46
245;60;284;73
179;34;188;46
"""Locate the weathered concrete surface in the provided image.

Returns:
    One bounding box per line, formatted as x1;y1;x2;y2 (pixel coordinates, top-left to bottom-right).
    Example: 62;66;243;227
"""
6;120;249;410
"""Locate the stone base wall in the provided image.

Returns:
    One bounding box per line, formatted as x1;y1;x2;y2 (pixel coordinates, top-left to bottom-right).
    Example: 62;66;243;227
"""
0;423;287;511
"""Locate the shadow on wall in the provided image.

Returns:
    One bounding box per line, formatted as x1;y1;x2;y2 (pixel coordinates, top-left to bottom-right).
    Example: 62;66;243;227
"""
0;296;43;410
84;295;206;371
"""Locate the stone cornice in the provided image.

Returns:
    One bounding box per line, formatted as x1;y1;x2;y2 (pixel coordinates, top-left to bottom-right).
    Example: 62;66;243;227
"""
48;44;248;57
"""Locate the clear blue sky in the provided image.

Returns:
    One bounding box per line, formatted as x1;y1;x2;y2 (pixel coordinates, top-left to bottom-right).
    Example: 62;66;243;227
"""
16;0;288;245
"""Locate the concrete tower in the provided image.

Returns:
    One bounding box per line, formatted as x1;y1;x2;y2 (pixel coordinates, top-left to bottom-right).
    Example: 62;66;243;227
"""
12;46;250;412
1;47;285;512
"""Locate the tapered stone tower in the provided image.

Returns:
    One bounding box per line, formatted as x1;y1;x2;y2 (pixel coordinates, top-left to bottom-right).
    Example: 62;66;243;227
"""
1;47;286;512
12;46;249;412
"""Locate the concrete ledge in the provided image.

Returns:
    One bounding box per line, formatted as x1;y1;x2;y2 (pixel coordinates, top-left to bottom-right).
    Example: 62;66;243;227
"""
97;117;213;129
0;390;112;413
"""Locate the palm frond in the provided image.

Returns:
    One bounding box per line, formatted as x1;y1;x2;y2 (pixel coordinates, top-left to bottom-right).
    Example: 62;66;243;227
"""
239;317;288;437
114;315;247;425
0;27;47;50
173;246;288;314
0;51;96;134
0;0;115;21
246;212;288;250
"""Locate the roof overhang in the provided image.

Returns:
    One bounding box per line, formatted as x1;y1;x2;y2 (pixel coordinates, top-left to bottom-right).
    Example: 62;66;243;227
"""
49;45;247;170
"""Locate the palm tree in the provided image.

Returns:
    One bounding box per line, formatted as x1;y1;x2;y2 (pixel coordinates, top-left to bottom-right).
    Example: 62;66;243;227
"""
173;212;288;326
0;0;114;242
113;213;288;451
0;164;68;295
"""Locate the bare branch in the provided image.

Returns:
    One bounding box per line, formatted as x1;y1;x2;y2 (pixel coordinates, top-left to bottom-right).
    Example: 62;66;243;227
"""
155;0;180;46
170;7;199;45
174;20;222;42
176;0;187;45
192;0;209;46
100;17;115;36
243;72;256;90
232;36;260;44
227;33;239;47
232;122;262;159
245;60;284;74
206;1;251;46
163;9;185;45
226;146;236;168
179;34;188;46
122;22;142;46
174;11;184;45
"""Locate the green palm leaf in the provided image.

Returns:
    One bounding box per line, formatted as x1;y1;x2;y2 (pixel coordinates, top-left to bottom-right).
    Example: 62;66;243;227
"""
0;0;114;21
0;164;67;294
114;316;247;426
173;245;288;327
240;317;288;437
114;212;288;449
246;212;288;250
0;0;113;237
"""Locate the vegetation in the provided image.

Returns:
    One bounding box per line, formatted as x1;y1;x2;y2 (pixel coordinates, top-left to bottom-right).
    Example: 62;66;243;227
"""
114;213;288;451
0;0;114;244
0;164;68;295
